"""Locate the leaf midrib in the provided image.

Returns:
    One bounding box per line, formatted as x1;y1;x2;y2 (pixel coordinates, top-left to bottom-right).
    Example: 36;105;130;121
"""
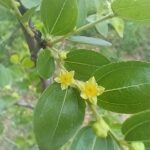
50;0;68;34
91;136;97;150
50;89;68;145
65;60;101;68
104;83;150;93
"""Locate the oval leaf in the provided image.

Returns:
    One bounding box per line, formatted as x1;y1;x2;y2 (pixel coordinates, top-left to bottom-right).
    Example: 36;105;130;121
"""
122;110;150;141
112;0;150;22
70;127;119;150
37;49;55;79
94;61;150;114
65;49;110;80
41;0;78;35
34;83;85;150
69;36;112;47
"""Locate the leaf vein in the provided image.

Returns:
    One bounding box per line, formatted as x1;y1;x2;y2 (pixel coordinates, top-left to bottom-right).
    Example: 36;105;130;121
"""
50;0;68;34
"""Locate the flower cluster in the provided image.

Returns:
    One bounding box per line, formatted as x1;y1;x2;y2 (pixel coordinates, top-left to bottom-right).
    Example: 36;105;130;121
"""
55;69;105;105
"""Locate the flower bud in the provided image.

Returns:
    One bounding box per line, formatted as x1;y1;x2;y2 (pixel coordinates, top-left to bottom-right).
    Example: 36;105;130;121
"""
92;118;109;138
129;142;145;150
59;51;68;60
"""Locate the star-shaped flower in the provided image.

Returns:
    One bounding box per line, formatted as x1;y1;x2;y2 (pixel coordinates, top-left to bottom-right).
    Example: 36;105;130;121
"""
55;69;75;90
78;77;105;104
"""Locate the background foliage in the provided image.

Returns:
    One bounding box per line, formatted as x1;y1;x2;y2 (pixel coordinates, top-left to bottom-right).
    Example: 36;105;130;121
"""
0;0;150;150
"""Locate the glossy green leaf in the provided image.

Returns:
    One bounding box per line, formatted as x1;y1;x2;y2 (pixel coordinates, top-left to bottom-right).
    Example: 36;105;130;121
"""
69;36;112;47
34;83;85;150
37;49;55;79
112;0;150;22
122;110;150;141
94;61;150;113
65;49;110;80
70;127;119;150
41;0;78;35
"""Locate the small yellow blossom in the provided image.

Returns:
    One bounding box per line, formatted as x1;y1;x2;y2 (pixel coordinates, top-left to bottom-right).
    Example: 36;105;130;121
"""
78;77;105;105
55;70;75;90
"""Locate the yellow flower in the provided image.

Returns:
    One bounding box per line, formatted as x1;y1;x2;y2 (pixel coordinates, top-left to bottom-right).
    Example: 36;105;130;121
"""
78;77;105;105
55;70;75;90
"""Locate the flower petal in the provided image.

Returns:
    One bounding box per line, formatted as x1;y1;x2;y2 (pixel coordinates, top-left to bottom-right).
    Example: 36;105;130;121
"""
80;92;88;100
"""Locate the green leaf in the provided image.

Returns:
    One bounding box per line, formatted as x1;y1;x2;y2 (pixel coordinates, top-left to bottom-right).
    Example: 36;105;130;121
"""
0;64;12;87
122;110;150;142
76;0;87;27
0;0;11;8
20;0;41;9
21;57;35;69
111;17;124;38
87;14;109;38
70;127;119;150
112;0;150;22
65;49;110;80
96;21;109;38
37;49;55;79
21;8;36;23
69;36;112;47
34;83;85;150
144;141;150;150
10;54;20;64
93;61;150;114
41;0;78;35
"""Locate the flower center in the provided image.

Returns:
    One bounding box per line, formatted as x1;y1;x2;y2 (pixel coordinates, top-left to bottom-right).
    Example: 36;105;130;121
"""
60;74;72;85
84;84;97;97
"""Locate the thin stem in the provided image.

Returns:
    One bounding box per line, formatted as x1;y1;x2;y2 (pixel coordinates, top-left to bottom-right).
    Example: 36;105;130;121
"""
4;136;18;147
10;0;35;37
15;102;34;110
10;0;22;17
89;104;125;150
89;104;101;120
109;131;125;150
51;13;114;46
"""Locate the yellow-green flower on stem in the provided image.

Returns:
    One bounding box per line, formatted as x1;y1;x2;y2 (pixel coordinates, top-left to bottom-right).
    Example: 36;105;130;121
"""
78;77;105;105
55;69;75;90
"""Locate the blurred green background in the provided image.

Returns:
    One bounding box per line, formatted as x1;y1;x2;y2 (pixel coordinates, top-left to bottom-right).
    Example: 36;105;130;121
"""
0;3;150;150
